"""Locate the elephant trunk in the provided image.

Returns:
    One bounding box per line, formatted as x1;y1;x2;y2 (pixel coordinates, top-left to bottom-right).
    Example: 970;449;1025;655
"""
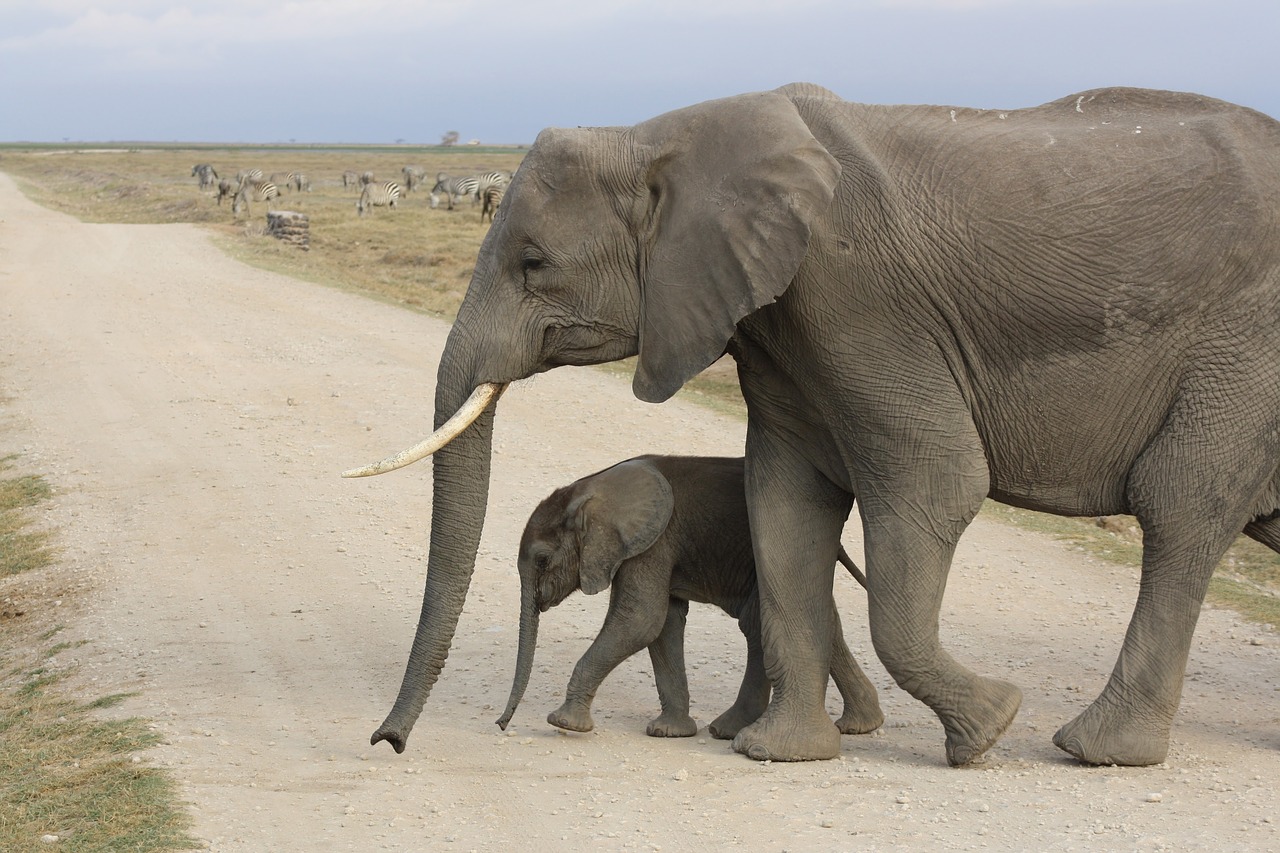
496;571;540;730
369;359;500;753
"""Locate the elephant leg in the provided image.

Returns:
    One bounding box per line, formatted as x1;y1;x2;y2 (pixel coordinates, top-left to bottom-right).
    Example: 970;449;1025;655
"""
731;436;853;762
1055;398;1276;765
645;598;698;737
708;593;771;740
862;432;1021;767
549;582;667;733
828;604;884;735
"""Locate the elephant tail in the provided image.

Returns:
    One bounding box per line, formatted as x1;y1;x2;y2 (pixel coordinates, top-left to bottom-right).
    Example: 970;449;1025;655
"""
837;546;867;591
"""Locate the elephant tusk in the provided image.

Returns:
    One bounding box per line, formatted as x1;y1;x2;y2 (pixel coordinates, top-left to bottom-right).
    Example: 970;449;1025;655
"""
341;382;506;478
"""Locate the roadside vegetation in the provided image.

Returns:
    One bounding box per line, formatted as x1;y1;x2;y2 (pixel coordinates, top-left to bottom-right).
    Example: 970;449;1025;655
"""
2;143;1276;641
0;144;528;320
0;454;196;850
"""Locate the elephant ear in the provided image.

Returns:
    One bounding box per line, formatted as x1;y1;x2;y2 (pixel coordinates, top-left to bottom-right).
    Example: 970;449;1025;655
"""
571;460;675;596
630;91;841;403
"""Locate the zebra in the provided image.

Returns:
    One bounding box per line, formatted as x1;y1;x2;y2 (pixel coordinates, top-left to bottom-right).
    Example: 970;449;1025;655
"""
430;171;510;210
291;173;311;193
357;181;402;217
429;174;478;210
401;166;425;193
235;168;263;186
472;170;510;197
342;170;359;189
480;182;505;223
232;179;281;217
215;178;235;206
269;172;300;193
192;164;218;190
359;171;375;186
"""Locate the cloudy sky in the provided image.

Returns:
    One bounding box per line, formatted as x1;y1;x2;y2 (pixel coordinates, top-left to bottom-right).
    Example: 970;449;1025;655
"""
1;0;1275;144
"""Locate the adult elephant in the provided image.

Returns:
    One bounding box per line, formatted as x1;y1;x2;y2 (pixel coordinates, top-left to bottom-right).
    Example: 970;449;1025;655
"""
347;83;1280;767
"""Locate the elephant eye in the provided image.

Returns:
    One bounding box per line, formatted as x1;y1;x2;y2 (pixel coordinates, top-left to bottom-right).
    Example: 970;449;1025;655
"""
520;255;549;292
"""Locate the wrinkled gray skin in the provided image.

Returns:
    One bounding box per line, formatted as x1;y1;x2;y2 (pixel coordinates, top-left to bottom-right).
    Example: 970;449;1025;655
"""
496;455;884;741
369;83;1280;768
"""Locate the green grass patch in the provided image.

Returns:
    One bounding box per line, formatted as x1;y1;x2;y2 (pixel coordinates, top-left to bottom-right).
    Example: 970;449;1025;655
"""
0;457;56;580
0;661;195;851
0;448;196;851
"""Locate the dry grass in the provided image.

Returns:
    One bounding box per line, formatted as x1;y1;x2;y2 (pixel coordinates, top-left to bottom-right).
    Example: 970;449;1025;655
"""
3;144;1278;628
0;460;55;580
0;455;196;851
0;144;526;320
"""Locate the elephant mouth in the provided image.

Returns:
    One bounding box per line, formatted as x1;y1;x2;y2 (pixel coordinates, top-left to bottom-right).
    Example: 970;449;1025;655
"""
541;324;637;368
537;587;573;611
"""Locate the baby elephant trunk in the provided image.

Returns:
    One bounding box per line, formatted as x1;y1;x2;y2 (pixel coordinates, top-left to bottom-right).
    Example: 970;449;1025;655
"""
496;580;540;730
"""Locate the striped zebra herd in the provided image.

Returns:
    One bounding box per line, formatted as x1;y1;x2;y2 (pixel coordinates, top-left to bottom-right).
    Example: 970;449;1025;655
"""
193;163;511;221
192;165;311;218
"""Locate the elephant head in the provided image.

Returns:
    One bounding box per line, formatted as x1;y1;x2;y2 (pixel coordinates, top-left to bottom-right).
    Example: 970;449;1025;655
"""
496;459;675;730
347;87;840;753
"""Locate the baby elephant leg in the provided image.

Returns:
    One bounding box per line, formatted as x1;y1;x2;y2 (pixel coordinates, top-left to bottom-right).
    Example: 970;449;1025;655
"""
645;597;698;737
829;604;883;734
549;589;665;733
708;594;772;740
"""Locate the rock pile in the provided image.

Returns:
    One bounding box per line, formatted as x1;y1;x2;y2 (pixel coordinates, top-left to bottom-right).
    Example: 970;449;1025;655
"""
266;210;309;250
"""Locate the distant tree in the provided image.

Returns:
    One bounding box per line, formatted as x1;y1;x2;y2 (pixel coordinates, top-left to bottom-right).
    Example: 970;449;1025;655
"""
441;130;460;147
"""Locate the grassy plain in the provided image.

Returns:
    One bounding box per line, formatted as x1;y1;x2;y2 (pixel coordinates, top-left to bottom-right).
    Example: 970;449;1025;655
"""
2;143;1278;634
0;144;527;320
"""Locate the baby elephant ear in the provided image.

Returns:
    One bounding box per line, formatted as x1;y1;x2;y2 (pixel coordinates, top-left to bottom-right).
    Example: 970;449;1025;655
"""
573;459;675;595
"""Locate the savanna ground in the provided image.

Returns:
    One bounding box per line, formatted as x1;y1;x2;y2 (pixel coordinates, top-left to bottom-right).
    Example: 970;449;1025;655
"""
0;146;1278;851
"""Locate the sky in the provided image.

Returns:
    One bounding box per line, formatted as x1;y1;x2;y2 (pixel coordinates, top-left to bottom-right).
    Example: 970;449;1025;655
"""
0;0;1276;144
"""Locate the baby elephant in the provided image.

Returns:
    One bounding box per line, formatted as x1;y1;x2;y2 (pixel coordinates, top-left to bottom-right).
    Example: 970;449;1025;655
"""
496;455;884;741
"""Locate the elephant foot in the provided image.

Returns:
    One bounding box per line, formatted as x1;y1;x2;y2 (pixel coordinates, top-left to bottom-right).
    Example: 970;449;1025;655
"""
731;706;840;762
835;699;884;735
646;712;698;738
1053;697;1171;766
941;677;1022;766
707;703;765;740
547;703;594;733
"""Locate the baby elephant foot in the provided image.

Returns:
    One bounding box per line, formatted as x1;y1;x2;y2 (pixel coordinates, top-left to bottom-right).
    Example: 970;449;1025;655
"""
731;706;841;762
707;704;764;740
942;677;1022;766
646;712;698;738
835;699;884;735
1053;695;1172;766
547;703;594;733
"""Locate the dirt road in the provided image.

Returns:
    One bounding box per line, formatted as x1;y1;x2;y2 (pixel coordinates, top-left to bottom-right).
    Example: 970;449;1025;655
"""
2;171;1278;851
